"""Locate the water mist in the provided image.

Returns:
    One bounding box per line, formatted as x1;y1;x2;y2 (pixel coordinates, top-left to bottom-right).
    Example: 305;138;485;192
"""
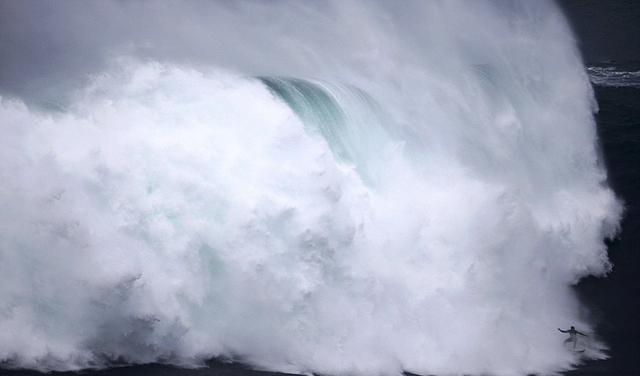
0;1;622;375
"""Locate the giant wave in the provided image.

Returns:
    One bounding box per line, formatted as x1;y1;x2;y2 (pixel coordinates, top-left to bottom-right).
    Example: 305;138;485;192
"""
0;1;623;375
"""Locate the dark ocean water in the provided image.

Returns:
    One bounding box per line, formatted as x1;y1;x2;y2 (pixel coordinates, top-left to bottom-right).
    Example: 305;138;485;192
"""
0;360;294;376
564;84;640;376
559;1;640;374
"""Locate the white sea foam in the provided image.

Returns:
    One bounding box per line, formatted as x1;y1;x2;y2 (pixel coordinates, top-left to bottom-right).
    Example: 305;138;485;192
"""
0;1;622;375
587;66;640;87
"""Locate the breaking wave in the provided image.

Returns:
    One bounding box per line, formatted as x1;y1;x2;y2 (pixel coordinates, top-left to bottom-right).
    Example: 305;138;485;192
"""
0;1;622;375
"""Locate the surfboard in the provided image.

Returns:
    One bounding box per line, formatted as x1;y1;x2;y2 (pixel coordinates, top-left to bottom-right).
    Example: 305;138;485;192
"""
572;349;585;353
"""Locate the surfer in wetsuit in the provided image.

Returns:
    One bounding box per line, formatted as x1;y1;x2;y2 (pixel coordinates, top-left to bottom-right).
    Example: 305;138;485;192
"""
558;326;587;348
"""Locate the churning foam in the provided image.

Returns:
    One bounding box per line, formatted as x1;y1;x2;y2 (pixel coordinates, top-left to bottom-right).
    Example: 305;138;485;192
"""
0;1;623;375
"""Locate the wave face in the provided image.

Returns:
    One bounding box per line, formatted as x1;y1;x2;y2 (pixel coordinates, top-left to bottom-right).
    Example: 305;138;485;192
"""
0;1;623;375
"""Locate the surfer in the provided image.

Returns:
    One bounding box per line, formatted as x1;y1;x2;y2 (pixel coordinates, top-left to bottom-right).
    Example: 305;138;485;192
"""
558;326;587;349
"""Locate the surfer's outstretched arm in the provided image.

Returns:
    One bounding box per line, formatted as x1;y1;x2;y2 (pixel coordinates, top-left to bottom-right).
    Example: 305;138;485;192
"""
558;328;568;333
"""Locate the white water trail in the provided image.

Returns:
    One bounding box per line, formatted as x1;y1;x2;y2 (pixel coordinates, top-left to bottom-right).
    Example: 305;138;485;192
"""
0;1;622;375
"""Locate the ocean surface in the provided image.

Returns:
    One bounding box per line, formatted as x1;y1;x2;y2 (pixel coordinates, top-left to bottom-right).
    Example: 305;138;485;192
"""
1;1;639;376
564;77;640;376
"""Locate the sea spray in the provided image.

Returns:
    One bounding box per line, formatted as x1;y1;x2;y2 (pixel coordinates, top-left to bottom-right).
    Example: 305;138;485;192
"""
0;1;622;375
